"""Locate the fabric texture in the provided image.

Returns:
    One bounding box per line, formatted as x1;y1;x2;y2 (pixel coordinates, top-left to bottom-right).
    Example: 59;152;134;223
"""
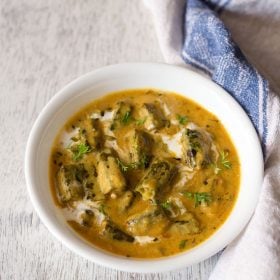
144;0;280;279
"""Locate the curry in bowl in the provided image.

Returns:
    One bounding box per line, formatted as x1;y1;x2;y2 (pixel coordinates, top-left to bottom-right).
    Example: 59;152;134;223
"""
50;89;240;258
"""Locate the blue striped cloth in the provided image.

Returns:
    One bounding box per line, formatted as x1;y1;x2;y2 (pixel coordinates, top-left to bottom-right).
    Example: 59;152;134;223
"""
182;0;269;150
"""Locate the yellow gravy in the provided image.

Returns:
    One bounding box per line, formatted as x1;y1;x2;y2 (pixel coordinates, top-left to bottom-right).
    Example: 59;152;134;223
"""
50;89;240;258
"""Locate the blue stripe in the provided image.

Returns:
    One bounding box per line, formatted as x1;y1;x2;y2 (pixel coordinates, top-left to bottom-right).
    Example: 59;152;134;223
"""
262;79;268;151
182;0;269;152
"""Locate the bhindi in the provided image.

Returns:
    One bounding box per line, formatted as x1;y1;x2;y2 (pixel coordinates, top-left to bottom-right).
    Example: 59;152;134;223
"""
104;221;134;242
80;117;103;150
181;128;213;170
97;152;126;194
135;159;176;201
126;129;153;164
56;164;86;202
166;212;200;235
138;103;168;130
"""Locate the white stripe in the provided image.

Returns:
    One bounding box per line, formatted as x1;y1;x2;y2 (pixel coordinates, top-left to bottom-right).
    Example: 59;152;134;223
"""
257;72;264;138
182;50;213;73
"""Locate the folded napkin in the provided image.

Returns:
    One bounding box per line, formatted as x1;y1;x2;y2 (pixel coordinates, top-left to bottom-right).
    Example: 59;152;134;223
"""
144;0;280;279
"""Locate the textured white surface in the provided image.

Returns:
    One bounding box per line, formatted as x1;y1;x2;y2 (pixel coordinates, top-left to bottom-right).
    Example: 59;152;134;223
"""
1;0;280;279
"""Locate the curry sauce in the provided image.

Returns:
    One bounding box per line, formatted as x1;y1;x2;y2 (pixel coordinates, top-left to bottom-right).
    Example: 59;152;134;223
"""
50;89;240;258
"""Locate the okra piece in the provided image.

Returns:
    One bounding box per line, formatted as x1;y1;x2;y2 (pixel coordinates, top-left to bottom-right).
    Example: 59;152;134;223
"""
135;159;176;201
126;206;169;236
104;221;134;242
117;191;134;212
138;102;168;130
80;117;103;150
167;212;200;235
56;164;86;202
127;129;153;163
112;101;133;127
97;152;126;194
181;129;213;170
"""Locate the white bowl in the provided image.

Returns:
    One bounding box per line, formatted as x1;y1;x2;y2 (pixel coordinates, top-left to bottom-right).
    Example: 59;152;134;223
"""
25;63;263;273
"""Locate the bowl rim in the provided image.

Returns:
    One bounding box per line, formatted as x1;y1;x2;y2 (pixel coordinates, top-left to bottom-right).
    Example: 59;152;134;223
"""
25;62;264;273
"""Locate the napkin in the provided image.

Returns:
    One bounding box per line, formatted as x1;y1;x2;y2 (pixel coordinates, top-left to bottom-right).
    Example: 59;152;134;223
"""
144;0;280;279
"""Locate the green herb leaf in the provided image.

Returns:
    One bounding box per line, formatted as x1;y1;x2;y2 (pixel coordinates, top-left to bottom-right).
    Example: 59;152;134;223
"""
116;158;130;172
220;150;232;169
161;200;172;210
179;239;187;249
135;117;147;126
211;163;222;175
121;111;132;124
183;192;193;199
116;155;148;172
139;154;149;168
183;191;212;207
72;143;91;161
177;114;188;125
211;150;232;174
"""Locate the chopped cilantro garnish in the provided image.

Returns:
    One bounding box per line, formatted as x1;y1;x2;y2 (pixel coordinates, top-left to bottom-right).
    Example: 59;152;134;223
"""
72;143;91;161
220;150;232;169
116;155;149;172
211;150;232;174
177;114;188;125
183;191;212;207
211;151;232;175
135;117;147;126
116;158;130;172
116;159;139;172
183;192;193;199
161;200;172;210
138;154;149;168
121;111;132;124
212;163;222;174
